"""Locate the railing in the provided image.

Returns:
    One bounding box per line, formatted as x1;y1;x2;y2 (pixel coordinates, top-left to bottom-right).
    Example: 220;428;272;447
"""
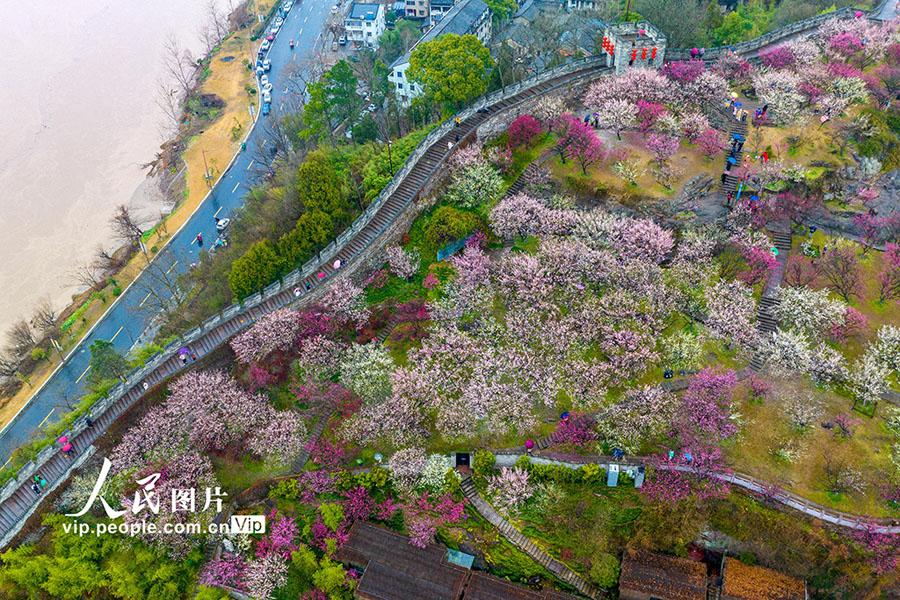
0;55;613;511
665;6;865;61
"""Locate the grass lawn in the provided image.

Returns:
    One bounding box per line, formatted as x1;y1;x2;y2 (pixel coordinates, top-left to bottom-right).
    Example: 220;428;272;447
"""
212;454;282;496
726;375;896;518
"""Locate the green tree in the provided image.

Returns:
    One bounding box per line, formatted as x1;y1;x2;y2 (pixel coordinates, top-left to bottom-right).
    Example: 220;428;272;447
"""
424;205;483;251
590;552;620;588
352;113;379;143
297;153;345;216
703;0;724;42
301;81;335;144
278;209;334;267
377;19;421;64
325;60;361;122
407;34;493;108
486;0;517;20
229;240;287;299
89;339;127;383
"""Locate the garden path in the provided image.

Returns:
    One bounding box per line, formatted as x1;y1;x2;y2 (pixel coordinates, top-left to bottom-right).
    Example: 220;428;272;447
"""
459;474;605;599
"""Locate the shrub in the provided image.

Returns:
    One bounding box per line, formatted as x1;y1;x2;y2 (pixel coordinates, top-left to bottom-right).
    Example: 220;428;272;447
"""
424;206;484;251
473;451;496;483
590;552;620;588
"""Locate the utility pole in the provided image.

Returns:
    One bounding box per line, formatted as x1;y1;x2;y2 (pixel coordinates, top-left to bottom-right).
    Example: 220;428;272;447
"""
201;149;213;189
387;140;394;176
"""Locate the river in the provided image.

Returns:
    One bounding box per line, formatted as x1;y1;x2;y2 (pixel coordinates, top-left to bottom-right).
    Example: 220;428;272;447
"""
0;0;209;340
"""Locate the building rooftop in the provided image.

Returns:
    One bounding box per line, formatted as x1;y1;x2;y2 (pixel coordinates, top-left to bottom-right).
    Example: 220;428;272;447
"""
431;0;456;8
391;0;488;67
337;523;581;600
619;550;708;600
349;3;382;20
723;559;806;600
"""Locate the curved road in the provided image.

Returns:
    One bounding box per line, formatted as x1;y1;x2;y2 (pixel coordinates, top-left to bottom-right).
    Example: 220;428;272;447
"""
0;0;329;458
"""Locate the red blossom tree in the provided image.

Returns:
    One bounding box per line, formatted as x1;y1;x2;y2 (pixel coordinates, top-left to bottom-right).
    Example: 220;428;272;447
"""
820;246;863;302
636;99;665;133
557;115;606;174
509;114;543;148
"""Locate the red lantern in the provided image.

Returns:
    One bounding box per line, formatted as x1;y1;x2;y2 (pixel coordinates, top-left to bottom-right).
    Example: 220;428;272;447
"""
631;49;637;61
603;37;608;48
651;47;657;59
641;48;647;60
609;45;614;55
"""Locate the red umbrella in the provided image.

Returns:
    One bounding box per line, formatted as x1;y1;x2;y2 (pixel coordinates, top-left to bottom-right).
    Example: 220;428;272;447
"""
317;272;326;279
62;443;72;452
58;436;68;444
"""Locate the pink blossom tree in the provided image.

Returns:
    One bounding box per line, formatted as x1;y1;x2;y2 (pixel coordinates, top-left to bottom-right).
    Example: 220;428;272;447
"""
593;99;637;140
385;244;420;280
231;308;299;364
759;45;796;69
636;100;665;134
663;59;704;83
878;243;900;303
487;466;533;518
320;277;371;329
644;134;680;170
695;128;727;160
559;117;606;174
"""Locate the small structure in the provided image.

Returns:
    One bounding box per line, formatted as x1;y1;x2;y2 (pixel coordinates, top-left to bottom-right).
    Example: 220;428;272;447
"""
406;0;431;19
345;3;386;48
619;550;707;600
429;0;458;25
600;20;666;74
722;558;806;600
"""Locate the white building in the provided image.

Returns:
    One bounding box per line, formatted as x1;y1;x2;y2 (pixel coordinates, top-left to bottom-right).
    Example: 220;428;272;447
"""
345;3;386;48
389;0;491;105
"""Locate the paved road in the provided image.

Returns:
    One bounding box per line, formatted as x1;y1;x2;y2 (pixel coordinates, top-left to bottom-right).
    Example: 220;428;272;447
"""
0;0;330;459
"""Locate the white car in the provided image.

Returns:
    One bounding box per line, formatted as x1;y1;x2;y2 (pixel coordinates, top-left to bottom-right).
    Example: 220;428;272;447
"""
260;74;269;87
331;5;338;13
261;82;273;94
284;1;293;10
271;23;280;34
275;16;284;26
216;218;231;232
260;40;271;52
262;59;271;71
262;89;272;103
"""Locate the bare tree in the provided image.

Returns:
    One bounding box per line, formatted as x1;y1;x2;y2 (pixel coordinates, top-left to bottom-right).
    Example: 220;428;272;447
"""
206;0;227;45
130;251;191;321
155;78;183;140
70;259;106;291
198;23;219;58
110;204;145;246
162;34;197;98
94;244;123;275
6;319;35;352
523;9;568;71
31;296;58;336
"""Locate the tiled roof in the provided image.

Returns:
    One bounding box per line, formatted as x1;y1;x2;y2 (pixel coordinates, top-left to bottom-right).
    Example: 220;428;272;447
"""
619;550;707;600
391;0;488;67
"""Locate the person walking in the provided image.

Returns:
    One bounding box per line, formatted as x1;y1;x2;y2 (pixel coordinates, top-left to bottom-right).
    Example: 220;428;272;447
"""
762;151;769;163
85;417;93;428
721;172;727;184
743;154;750;167
447;140;453;152
196;233;203;247
454;133;459;143
727;192;733;204
762;104;769;115
190;351;198;362
40;477;47;488
31;482;41;496
180;353;188;366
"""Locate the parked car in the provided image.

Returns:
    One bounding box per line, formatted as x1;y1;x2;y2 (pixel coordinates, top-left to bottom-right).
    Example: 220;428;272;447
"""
275;16;284;26
256;66;264;77
261;82;273;94
284;1;293;10
260;40;271;52
262;89;272;103
267;31;275;41
331;41;338;51
260;74;269;86
367;103;376;112
262;102;271;115
271;23;280;33
331;5;338;13
216;218;231;232
338;35;346;45
262;59;271;71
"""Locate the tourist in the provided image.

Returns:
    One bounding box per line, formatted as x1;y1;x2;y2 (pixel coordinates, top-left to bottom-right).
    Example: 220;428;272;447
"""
720;172;727;184
190;351;198;362
180;353;188;366
31;483;41;496
196;233;203;247
447;141;452;151
294;287;301;297
762;151;769;163
727;192;733;204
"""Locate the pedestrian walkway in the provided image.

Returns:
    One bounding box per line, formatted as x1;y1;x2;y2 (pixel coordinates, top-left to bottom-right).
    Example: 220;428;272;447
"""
0;59;615;551
459;474;604;599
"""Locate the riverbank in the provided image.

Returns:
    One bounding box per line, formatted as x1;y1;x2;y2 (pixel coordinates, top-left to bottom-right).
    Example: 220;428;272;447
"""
0;1;273;438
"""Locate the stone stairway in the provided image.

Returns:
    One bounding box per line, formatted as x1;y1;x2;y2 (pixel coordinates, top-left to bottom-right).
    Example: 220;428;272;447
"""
459;475;603;599
0;62;613;550
717;106;750;208
375;312;402;345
